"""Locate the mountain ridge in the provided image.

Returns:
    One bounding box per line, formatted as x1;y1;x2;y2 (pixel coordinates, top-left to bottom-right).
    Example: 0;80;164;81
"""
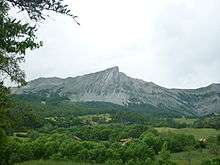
12;66;220;116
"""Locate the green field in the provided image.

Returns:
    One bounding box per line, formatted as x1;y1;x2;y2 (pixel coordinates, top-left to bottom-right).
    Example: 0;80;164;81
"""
155;127;220;139
78;113;112;125
16;160;97;165
171;150;220;165
174;117;197;125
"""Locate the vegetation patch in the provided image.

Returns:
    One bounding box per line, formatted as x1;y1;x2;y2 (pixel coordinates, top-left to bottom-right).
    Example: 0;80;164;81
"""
155;127;220;139
16;160;96;165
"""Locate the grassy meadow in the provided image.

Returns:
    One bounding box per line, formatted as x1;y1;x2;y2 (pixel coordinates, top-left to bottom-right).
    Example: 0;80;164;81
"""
16;160;97;165
155;127;220;139
171;149;220;165
174;117;197;125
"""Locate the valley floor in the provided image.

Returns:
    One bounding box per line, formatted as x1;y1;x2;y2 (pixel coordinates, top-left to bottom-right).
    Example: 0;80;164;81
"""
16;160;97;165
155;127;220;139
16;149;220;165
4;97;220;165
171;150;220;165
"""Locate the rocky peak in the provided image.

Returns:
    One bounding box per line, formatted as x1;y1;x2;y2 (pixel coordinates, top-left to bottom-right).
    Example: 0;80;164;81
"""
207;83;220;93
105;66;119;73
102;66;120;82
11;67;220;116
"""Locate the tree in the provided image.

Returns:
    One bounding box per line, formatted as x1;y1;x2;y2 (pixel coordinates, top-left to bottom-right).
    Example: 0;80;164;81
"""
0;0;78;116
0;0;79;87
0;1;78;163
0;82;10;157
157;142;175;165
159;142;170;162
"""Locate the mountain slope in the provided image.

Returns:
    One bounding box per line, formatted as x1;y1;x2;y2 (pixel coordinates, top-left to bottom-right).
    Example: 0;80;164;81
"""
12;67;220;116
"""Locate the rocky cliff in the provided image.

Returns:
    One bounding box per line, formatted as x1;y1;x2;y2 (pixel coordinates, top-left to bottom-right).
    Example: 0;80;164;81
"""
12;66;220;116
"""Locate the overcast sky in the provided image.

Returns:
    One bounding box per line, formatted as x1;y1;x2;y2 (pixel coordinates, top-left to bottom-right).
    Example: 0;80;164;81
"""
22;0;220;89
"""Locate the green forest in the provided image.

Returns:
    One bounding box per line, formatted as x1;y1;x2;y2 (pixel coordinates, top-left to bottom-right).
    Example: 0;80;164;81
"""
0;95;220;165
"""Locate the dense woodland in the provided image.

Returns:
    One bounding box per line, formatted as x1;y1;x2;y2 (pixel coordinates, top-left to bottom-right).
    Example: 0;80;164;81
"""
0;95;219;165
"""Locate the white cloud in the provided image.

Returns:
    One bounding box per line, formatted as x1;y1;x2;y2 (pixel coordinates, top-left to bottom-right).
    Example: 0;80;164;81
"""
24;0;220;89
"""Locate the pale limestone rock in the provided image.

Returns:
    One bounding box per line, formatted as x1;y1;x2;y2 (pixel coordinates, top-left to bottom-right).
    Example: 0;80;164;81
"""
11;67;220;116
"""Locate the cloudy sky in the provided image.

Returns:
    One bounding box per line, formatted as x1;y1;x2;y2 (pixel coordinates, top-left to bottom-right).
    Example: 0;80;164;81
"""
22;0;220;89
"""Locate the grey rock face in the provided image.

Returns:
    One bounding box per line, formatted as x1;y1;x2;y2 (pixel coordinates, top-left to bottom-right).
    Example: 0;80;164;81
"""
12;66;220;116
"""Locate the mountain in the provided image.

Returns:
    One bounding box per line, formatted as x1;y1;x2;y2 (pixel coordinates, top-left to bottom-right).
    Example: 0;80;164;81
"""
11;66;220;116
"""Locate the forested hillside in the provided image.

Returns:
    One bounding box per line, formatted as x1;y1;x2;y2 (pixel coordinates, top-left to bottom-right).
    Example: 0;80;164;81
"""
1;95;219;165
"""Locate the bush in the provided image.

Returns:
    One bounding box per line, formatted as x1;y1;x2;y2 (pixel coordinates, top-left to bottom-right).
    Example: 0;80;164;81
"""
140;132;164;154
217;134;220;145
50;152;65;161
201;158;220;165
166;134;196;152
105;159;123;165
123;140;155;162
